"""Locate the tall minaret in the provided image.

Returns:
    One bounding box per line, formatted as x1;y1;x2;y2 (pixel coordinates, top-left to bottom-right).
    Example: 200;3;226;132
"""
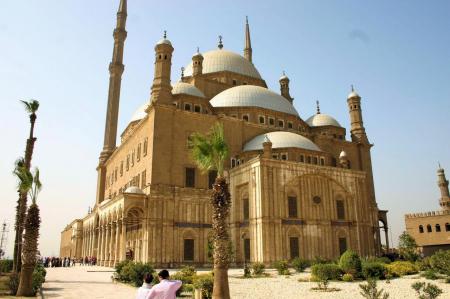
279;71;293;103
96;0;127;205
244;16;252;62
437;165;450;211
347;86;368;143
100;0;127;161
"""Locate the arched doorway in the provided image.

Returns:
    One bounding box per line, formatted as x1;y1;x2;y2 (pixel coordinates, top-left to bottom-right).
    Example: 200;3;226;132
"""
125;208;144;262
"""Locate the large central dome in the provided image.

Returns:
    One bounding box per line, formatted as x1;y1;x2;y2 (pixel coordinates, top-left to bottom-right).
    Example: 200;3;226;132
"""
184;49;262;79
210;85;299;116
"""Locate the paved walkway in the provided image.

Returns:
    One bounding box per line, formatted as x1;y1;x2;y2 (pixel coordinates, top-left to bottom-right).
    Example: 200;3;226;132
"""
41;266;136;299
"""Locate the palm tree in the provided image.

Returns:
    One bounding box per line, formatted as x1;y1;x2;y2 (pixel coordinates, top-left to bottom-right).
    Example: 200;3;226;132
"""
190;123;231;299
15;166;42;296
13;99;39;273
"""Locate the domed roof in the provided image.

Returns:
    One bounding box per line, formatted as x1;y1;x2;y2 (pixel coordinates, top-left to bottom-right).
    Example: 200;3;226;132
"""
243;131;321;152
156;38;172;46
130;102;149;122
347;90;360;99
172;82;205;98
124;186;145;194
306;113;341;127
210;85;299;116
183;49;262;79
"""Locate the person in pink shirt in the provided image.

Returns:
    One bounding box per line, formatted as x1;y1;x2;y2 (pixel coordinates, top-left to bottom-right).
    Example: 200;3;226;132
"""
146;269;182;299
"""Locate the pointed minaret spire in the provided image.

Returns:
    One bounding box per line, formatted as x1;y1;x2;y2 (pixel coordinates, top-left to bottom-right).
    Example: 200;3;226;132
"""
97;0;128;204
244;16;252;62
437;166;450;211
316;100;321;114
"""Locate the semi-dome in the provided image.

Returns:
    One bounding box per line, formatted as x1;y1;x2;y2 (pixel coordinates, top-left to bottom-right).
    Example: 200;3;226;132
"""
156;38;172;46
306;113;341;127
172;82;205;98
130;102;149;122
184;49;262;79
243;131;321;152
124;186;145;194
348;90;360;99
210;85;299;116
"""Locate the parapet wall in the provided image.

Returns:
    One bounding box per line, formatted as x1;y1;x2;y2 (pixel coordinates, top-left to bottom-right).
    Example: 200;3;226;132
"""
405;209;450;219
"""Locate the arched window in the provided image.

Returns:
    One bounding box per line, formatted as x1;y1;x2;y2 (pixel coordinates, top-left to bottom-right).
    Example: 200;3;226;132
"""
242;198;249;220
336;200;345;220
419;225;424;233
427;224;432;233
288;196;298;218
183;239;194;261
242;115;249;122
435;224;441;232
446;223;450;232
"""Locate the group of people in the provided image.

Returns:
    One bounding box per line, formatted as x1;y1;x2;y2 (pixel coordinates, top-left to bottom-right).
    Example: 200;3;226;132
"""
41;256;98;267
136;269;182;299
42;256;75;267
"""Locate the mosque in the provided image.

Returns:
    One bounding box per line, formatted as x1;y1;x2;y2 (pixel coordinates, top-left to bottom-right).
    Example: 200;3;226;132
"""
60;0;389;266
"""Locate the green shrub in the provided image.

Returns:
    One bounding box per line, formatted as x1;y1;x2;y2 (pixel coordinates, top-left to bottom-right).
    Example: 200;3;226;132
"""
114;260;131;278
359;278;390;299
172;266;197;297
430;250;450;276
342;273;354;282
311;263;342;281
193;274;214;299
386;261;418;277
421;270;439;280
311;256;330;265
417;257;432;271
339;250;362;276
243;263;251;278
115;261;154;287
8;272;19;295
32;263;47;293
251;262;265;276
273;260;290;275
362;262;387;279
292;257;309;273
0;259;13;273
365;256;391;264
412;281;443;299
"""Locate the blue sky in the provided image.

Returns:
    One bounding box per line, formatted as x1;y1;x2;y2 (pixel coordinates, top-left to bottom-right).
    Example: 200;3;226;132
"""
0;0;449;257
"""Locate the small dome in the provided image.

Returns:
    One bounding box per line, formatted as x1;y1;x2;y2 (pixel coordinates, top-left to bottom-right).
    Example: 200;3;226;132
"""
347;90;360;99
339;150;347;159
243;131;321;152
124;186;145;194
306;113;341;127
184;49;262;79
156;38;172;46
172;82;205;98
130;102;149;122
210;85;299;116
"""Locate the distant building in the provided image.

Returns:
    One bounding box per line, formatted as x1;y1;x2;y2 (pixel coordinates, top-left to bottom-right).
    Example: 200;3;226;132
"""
60;0;388;266
405;166;450;256
60;219;83;258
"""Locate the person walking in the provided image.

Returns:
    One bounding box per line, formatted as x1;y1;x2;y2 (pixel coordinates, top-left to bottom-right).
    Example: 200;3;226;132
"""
146;270;181;299
136;273;153;299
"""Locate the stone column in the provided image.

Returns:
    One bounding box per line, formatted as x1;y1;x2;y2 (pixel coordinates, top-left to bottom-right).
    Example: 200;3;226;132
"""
109;222;115;267
384;228;390;253
105;224;111;266
99;226;105;265
120;218;127;261
89;229;93;256
114;221;121;264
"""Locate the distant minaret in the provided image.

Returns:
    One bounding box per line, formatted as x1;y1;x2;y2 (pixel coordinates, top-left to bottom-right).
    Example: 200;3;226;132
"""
347;86;368;143
96;0;127;205
244;16;252;62
437;165;450;211
100;0;127;161
279;71;293;103
192;47;204;77
150;31;174;105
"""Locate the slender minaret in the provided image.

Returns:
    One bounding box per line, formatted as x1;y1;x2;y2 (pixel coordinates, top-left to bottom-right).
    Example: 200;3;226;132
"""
244;16;252;62
150;31;174;105
347;85;368;143
100;0;127;161
437;165;450;211
279;71;293;103
96;0;127;205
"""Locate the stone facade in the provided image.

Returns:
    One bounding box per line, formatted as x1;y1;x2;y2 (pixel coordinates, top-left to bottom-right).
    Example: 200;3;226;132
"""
405;167;450;256
60;219;83;258
60;0;387;266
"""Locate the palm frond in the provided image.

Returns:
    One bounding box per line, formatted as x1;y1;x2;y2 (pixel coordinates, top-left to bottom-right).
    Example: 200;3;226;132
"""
21;99;40;114
13;164;33;194
189;122;229;177
30;168;42;205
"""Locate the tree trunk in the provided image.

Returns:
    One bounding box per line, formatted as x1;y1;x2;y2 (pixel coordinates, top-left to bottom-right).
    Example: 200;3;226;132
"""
211;176;231;299
17;203;40;296
13;115;37;273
